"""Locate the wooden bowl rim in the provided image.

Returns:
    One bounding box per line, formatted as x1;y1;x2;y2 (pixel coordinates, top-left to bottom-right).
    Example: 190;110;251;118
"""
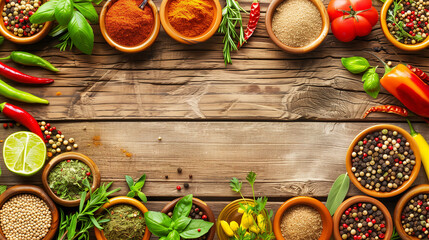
0;185;59;240
159;0;222;44
99;0;160;53
394;184;429;240
346;124;422;198
273;196;332;240
161;197;216;240
332;195;393;240
93;196;151;240
265;0;330;54
380;0;429;51
42;152;101;207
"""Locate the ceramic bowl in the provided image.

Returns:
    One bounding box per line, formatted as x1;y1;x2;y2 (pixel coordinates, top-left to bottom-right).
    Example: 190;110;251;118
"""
162;197;216;240
394;184;429;240
42;152;101;207
0;0;53;44
0;185;59;240
94;196;151;240
216;198;272;240
159;0;222;44
265;0;330;54
99;0;160;53
380;0;429;51
333;195;393;240
273;196;332;240
346;124;421;198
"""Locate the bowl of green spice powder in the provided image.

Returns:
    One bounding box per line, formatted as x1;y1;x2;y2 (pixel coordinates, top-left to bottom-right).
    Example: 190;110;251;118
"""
42;152;101;207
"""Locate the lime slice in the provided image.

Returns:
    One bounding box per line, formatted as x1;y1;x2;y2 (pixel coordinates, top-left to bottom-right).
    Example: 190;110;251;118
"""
3;131;46;176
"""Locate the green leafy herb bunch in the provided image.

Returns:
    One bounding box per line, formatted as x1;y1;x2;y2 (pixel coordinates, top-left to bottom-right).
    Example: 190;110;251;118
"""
125;174;147;202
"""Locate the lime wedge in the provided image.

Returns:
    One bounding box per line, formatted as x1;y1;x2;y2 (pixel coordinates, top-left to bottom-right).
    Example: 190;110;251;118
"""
3;131;46;176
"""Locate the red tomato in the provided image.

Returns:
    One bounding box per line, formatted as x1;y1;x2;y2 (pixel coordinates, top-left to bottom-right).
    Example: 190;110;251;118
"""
328;0;379;42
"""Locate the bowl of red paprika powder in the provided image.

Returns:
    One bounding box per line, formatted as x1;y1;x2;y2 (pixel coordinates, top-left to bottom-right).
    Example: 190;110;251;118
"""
99;0;160;53
160;0;222;44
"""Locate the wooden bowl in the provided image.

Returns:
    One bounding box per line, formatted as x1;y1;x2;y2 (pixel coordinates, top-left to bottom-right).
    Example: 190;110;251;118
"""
162;197;216;240
0;185;59;240
216;198;272;240
346;124;421;198
94;196;151;240
394;184;429;240
380;0;429;51
159;0;222;44
99;0;160;53
265;0;330;54
0;0;53;44
273;196;332;240
333;195;393;240
42;152;101;207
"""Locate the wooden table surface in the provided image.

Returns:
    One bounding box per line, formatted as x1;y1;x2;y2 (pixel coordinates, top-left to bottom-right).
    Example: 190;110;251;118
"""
0;0;428;238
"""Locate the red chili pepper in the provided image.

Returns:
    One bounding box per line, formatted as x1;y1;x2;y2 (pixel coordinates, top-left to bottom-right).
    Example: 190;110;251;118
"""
238;0;260;48
0;62;54;84
407;64;429;84
363;105;409;118
0;102;44;139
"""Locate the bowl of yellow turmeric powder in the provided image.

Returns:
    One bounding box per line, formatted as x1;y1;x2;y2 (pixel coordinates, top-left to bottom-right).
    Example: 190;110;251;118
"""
160;0;222;44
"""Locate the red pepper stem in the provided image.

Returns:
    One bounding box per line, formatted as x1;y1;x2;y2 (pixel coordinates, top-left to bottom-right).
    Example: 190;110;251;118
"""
0;102;5;112
407;119;418;137
366;52;392;75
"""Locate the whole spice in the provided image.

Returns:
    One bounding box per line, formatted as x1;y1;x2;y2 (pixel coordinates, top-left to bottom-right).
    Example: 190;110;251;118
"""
0;51;59;72
401;194;429;239
101;204;146;240
407;120;429;182
0;61;54;84
105;0;154;47
167;0;214;38
407;64;429;83
2;0;44;37
40;121;78;158
363;105;409;118
238;0;260;48
326;173;350;215
0;102;44;139
281;205;323;240
0;79;49;104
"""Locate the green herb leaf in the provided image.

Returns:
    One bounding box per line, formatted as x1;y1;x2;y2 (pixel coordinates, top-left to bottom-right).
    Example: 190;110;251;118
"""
144;211;172;237
363;67;381;98
79;191;86;212
0;36;3;46
159;237;168;240
92;0;103;5
326;173;350;216
172;194;193;221
89;215;103;229
73;1;98;23
246;171;257;186
173;216;192;232
341;57;370;74
137;191;147;203
30;0;58;24
55;0;74;26
0;185;7;195
391;227;402;240
126;191;136;198
179;219;214;239
230;177;242;193
167;230;181;240
125;175;134;189
68;10;94;55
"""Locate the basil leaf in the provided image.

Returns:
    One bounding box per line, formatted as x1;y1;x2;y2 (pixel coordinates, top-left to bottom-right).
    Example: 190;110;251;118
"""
326;173;350;216
126;191;135;198
125;175;134;189
341;57;370;74
30;0;58;24
172;194;193;221
363;67;381;99
73;1;98;23
137;191;147;203
173;216;191;232
55;0;74;26
68;11;94;55
179;219;213;239
144;211;172;237
137;174;146;185
167;230;180;240
0;185;7;195
134;181;145;190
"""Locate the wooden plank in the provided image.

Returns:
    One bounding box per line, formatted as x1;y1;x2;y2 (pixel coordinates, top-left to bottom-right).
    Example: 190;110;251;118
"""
0;1;425;121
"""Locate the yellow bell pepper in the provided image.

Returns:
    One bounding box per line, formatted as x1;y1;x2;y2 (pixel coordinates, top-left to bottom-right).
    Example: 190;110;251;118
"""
221;220;234;237
407;120;429;180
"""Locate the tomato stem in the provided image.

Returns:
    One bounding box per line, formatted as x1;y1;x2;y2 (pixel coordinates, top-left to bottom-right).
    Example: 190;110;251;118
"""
338;6;372;22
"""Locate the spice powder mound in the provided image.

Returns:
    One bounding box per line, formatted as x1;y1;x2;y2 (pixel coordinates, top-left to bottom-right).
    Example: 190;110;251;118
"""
272;0;322;47
280;205;323;240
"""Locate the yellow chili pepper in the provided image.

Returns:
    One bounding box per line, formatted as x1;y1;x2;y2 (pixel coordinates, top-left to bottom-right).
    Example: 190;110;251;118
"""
230;221;239;232
407;120;429;180
221;220;234;237
249;225;260;234
240;212;253;229
257;214;266;233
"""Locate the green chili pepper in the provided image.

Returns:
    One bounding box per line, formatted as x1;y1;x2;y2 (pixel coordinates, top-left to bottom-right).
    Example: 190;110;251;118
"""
0;79;49;104
0;51;59;72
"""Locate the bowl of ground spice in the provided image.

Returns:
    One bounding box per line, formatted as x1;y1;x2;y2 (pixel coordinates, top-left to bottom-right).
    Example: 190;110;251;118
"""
159;0;222;44
273;196;332;240
0;185;59;240
42;152;101;207
0;0;53;44
100;0;160;53
346;124;421;198
94;196;151;240
333;195;393;240
265;0;330;54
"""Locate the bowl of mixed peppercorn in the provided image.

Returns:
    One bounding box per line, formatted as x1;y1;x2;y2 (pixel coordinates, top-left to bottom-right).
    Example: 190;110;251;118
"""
346;124;421;198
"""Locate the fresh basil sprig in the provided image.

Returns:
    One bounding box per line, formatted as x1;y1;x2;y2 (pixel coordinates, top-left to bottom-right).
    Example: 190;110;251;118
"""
363;67;381;98
125;174;147;203
144;194;214;240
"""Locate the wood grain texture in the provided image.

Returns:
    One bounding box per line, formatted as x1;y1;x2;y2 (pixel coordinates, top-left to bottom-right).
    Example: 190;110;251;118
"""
0;0;426;121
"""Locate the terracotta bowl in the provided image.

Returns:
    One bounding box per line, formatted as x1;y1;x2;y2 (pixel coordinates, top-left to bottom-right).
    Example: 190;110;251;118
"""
216;198;272;240
333;195;393;240
162;197;216;240
99;0;160;53
42;152;101;207
94;196;151;240
0;185;59;240
394;184;429;240
380;0;429;51
346;124;421;198
0;0;53;44
273;196;332;240
265;0;330;54
159;0;222;44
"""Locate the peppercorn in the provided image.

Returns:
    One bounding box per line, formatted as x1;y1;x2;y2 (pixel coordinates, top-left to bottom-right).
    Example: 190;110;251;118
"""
177;168;182;173
165;175;168;179
184;183;189;188
2;123;7;129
